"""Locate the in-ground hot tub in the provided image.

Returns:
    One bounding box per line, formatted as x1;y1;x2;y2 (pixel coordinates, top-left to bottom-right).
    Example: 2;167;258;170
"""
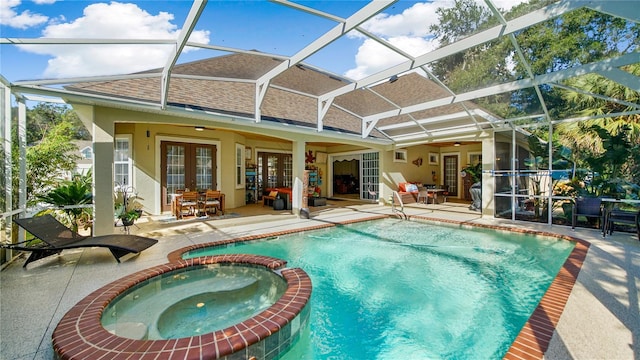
52;255;312;359
102;263;287;340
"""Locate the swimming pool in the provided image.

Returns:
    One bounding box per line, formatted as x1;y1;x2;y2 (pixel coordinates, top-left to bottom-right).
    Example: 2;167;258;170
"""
183;218;575;359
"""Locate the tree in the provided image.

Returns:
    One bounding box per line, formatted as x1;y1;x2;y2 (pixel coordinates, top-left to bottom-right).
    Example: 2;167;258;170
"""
14;121;81;205
428;0;639;120
26;103;90;144
580;124;639;199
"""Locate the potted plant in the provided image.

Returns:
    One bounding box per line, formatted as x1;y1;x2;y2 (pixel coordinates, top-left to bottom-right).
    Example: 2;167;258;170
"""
114;185;143;226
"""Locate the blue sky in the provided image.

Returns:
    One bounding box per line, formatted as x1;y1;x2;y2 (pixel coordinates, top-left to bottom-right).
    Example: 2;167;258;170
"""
1;0;523;83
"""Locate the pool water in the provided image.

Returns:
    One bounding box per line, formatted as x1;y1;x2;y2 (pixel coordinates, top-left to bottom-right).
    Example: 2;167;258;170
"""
101;264;287;340
184;218;574;359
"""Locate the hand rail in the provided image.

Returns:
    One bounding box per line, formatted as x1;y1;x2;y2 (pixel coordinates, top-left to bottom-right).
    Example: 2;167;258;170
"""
391;191;407;220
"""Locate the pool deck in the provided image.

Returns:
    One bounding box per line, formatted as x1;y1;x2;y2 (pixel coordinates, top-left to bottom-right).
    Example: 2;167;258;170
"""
1;201;638;360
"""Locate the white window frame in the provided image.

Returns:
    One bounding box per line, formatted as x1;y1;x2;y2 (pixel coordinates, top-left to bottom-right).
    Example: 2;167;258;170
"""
393;149;407;163
80;146;93;159
468;151;482;165
236;143;245;189
114;135;133;188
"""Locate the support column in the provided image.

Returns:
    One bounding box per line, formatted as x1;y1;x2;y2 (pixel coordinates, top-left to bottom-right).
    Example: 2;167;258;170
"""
93;115;115;235
17;101;26;218
291;140;306;218
481;136;495;217
2;84;17;262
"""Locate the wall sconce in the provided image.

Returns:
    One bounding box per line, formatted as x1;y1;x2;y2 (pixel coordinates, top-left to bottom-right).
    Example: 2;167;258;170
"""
454;142;461;146
195;126;204;131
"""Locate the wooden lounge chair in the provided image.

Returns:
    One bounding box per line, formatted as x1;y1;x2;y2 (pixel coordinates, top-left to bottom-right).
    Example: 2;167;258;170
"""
4;214;158;268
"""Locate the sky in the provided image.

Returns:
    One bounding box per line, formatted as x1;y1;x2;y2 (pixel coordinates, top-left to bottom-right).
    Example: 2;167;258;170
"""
0;0;525;83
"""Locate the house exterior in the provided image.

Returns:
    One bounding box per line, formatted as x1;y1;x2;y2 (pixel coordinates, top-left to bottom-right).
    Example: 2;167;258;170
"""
60;53;498;235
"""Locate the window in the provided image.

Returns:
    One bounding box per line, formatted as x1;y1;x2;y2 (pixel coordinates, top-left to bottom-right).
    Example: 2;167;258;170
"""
80;147;92;159
236;144;245;189
468;152;482;166
114;135;132;187
429;152;438;165
393;149;407;163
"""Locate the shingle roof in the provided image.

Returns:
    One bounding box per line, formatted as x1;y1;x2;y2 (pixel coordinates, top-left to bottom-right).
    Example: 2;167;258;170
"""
65;52;495;141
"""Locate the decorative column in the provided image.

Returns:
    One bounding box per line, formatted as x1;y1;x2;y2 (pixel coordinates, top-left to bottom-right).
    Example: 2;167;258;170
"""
93;115;115;235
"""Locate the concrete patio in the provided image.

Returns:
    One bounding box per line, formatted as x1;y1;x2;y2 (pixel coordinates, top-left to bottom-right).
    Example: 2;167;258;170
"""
1;201;638;360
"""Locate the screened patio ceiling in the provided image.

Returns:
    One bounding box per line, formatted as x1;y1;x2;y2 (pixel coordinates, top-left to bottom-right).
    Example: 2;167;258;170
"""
2;0;639;147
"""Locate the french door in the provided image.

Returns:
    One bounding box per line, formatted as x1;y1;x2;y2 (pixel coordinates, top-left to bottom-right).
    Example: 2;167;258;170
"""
443;154;459;197
257;152;292;198
161;141;217;212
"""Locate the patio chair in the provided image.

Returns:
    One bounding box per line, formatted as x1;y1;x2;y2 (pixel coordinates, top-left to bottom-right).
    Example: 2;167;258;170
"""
440;184;449;203
604;208;640;240
176;191;199;218
571;197;604;233
263;190;278;206
4;214;158;268
417;187;430;204
201;190;223;216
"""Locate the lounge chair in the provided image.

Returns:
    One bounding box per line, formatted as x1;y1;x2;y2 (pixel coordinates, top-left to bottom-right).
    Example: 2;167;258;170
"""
4;214;158;268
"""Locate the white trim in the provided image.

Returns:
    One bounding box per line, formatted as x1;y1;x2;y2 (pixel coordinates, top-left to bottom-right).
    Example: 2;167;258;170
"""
114;134;133;187
393;149;407;163
327;149;379;198
255;147;292;155
235;143;246;189
468;151;482;165
441;151;461;197
154;135;222;214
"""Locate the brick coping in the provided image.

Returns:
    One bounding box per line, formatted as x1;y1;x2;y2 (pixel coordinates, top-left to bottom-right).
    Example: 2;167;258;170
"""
170;214;589;359
51;255;312;359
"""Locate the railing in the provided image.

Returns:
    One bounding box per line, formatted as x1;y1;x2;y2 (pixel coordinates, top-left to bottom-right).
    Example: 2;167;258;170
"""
390;191;407;220
1;209;26;266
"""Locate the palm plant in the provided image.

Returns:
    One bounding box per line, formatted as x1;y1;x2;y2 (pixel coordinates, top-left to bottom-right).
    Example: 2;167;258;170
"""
581;124;639;199
37;171;93;232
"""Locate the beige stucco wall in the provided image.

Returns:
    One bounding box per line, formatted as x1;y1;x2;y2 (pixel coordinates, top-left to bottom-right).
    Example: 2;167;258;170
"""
379;142;484;201
78;104;492;229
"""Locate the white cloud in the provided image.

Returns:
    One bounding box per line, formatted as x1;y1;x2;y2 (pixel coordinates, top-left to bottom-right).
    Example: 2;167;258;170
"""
20;2;210;78
359;0;454;38
0;0;49;29
344;0;526;80
345;36;438;80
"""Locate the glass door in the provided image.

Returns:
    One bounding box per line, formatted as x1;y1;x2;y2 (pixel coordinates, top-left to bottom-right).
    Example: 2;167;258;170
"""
161;141;217;212
443;155;458;196
257;152;292;200
361;152;379;200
